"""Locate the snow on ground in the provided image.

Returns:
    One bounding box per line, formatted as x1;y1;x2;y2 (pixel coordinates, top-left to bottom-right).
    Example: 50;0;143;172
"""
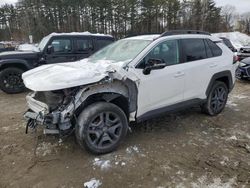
91;145;144;171
126;145;139;154
191;176;237;188
213;32;250;49
93;158;111;171
84;178;102;188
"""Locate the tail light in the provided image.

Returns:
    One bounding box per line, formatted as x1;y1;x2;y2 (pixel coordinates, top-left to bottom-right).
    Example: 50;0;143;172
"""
233;55;239;64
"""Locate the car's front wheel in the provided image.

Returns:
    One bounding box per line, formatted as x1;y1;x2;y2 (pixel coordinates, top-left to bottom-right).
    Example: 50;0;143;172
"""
75;102;128;154
202;81;229;116
0;67;26;94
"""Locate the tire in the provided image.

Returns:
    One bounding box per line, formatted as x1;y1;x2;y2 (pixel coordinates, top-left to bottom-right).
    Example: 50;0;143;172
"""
202;81;228;116
0;67;26;94
75;102;128;154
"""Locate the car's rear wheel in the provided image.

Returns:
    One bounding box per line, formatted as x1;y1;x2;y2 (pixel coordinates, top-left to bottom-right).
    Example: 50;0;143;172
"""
0;67;25;94
75;102;128;154
202;81;228;116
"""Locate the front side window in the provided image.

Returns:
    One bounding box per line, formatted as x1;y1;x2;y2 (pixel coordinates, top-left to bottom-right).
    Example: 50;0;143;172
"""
181;39;207;62
50;39;72;53
138;40;179;68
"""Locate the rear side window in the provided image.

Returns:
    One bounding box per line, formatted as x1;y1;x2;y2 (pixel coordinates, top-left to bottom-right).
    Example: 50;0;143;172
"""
205;39;222;57
96;39;113;50
76;39;93;52
181;39;207;62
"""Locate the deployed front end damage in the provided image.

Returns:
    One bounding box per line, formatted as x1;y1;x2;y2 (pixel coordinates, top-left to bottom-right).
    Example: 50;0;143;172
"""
23;65;139;136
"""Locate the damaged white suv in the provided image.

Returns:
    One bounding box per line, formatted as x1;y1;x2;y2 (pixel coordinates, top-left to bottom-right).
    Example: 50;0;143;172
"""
23;30;237;154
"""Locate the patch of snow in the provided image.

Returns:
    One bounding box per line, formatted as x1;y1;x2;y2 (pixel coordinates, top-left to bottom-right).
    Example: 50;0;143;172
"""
84;178;102;188
36;142;58;156
93;158;111;171
220;156;229;166
191;176;236;188
226;100;238;107
17;43;37;51
2;126;10;131
126;145;139;154
227;136;237;141
232;95;248;99
49;31;112;38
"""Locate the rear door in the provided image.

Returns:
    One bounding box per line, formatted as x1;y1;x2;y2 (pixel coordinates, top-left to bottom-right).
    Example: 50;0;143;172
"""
180;38;223;100
45;36;76;64
74;37;94;60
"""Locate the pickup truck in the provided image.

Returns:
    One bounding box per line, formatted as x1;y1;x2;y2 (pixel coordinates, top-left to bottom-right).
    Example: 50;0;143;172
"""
0;32;114;94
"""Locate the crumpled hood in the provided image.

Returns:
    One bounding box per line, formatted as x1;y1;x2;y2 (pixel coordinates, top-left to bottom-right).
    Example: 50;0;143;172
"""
22;59;125;91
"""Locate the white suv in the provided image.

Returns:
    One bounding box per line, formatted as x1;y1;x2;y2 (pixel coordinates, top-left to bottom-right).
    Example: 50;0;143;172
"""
23;30;237;154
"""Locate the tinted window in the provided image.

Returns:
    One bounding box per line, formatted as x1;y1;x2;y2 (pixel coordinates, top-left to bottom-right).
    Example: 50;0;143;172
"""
204;39;213;58
181;39;207;62
76;39;92;52
96;39;113;50
51;39;72;53
206;39;222;57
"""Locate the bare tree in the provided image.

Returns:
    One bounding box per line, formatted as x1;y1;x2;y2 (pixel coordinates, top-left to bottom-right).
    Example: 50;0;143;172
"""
221;5;236;31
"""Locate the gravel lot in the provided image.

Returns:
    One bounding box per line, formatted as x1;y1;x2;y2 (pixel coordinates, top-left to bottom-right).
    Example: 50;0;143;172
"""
0;80;250;188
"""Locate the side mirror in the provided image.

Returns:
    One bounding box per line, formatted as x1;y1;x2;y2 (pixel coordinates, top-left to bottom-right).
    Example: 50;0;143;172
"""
47;45;54;54
143;58;166;75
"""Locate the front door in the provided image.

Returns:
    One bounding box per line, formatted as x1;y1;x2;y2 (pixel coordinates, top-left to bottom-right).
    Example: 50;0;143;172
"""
134;39;185;117
45;37;76;64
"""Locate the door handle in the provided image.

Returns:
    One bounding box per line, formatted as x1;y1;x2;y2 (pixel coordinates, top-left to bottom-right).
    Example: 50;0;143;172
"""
174;71;185;78
210;63;217;68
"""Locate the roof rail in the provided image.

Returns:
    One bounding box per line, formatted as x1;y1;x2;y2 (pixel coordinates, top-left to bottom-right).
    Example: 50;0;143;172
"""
160;30;211;37
124;32;160;38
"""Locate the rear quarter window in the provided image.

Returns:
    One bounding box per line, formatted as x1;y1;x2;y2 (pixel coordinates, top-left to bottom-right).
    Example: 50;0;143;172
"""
205;39;222;57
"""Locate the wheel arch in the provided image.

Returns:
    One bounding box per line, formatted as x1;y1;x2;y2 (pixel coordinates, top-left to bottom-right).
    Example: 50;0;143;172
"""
0;60;30;72
74;79;138;119
206;71;233;96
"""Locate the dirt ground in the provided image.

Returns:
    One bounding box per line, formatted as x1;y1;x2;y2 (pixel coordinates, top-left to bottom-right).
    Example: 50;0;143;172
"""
0;80;250;188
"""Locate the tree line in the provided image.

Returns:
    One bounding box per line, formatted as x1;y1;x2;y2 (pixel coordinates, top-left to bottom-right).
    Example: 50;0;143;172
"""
0;0;249;42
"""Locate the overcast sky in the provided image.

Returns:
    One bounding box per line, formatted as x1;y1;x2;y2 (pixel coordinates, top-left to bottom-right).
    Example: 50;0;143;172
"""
214;0;250;13
0;0;250;13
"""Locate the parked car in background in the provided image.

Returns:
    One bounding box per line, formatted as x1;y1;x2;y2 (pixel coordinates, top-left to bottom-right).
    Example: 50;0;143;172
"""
236;57;250;80
0;42;15;53
23;30;237;154
219;37;237;52
0;32;114;94
238;46;250;61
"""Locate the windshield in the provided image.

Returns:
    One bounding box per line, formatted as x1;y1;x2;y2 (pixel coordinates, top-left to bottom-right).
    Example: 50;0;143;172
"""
89;39;151;63
38;35;51;51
